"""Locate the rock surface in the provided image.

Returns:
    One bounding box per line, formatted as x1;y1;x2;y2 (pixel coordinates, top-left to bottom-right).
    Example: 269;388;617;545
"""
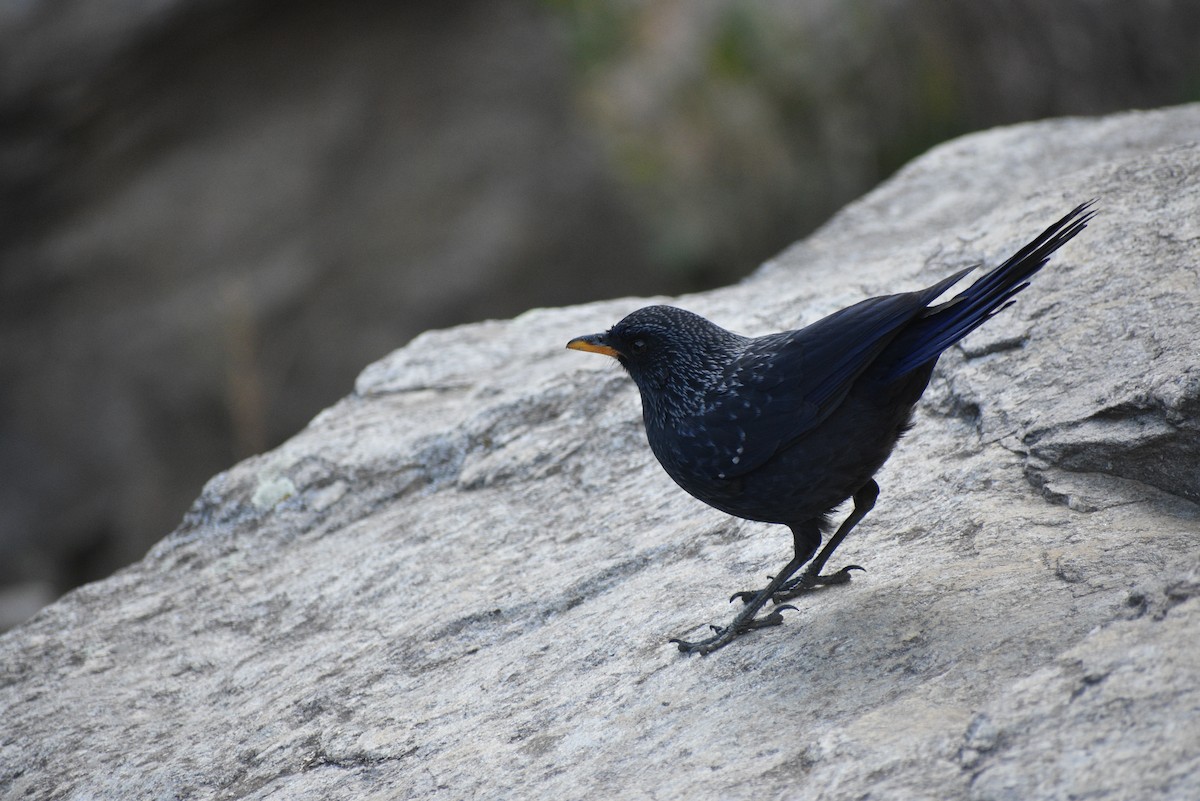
7;0;1200;632
0;0;653;609
3;104;1200;800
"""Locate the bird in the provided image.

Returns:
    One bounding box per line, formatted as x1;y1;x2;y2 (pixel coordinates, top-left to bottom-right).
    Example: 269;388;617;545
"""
566;202;1094;655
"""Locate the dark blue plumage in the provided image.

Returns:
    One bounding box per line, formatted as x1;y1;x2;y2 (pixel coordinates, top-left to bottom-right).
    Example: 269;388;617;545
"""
567;202;1094;653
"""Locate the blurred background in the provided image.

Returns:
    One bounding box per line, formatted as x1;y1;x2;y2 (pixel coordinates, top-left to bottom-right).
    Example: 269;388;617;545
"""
2;0;1199;630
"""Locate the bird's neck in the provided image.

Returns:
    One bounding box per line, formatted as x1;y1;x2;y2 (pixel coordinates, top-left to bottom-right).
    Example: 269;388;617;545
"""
634;368;715;436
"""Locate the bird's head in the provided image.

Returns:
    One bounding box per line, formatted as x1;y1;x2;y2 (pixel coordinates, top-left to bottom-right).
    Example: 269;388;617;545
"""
567;305;741;399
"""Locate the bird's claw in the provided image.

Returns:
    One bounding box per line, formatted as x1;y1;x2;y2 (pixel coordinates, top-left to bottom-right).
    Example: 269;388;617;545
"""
772;564;864;602
670;606;798;654
730;565;865;606
729;573;781;605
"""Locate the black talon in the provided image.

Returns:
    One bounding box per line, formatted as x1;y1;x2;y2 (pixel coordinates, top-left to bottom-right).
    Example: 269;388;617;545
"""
750;611;783;629
777;562;867;598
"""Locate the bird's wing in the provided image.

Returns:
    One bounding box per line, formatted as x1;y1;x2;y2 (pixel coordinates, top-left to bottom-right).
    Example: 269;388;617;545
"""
699;271;971;479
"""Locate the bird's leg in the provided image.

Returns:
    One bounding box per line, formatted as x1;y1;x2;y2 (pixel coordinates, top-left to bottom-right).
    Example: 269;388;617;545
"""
773;479;878;601
670;554;807;655
671;521;821;655
728;520;821;605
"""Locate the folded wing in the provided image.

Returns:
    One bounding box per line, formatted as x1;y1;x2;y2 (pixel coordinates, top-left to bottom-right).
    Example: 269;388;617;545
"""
696;269;970;479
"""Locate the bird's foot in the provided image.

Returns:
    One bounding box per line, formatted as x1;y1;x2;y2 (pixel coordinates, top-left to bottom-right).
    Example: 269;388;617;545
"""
774;564;864;601
728;564;864;606
670;606;797;655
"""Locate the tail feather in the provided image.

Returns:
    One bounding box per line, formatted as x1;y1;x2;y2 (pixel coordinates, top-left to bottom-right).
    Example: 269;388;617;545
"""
884;201;1095;378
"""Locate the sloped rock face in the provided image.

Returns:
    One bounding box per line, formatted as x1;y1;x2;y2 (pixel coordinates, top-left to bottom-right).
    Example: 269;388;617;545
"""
2;105;1199;800
0;0;652;611
7;0;1200;636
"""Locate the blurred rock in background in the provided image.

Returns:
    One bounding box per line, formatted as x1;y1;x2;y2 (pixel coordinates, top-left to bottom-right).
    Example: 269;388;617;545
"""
554;0;1200;279
1;0;1198;630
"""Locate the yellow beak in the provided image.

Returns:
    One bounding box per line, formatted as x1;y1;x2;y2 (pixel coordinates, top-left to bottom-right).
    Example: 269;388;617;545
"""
566;333;621;359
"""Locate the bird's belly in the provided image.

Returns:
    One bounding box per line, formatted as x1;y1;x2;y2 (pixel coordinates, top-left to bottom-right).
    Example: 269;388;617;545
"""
653;390;918;525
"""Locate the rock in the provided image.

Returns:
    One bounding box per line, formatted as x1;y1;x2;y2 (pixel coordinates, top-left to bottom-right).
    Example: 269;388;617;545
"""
2;104;1199;800
7;0;1200;632
565;1;1200;279
0;0;655;604
0;582;56;633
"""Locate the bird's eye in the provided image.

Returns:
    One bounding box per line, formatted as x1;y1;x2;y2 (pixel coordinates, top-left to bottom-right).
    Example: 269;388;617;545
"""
630;339;647;354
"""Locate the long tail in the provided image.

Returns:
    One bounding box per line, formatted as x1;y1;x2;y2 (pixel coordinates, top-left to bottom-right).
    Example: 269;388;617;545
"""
883;201;1095;378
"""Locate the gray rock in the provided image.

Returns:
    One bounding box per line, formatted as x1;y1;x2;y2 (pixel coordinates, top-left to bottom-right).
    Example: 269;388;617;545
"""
8;0;1200;632
0;0;654;603
2;103;1199;800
